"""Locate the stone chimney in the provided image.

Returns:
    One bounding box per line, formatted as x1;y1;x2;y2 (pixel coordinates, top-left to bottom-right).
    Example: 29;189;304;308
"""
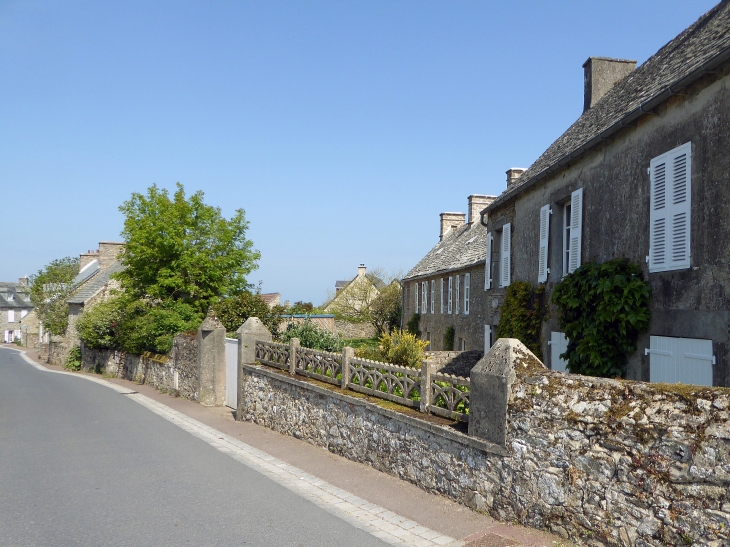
506;168;527;190
440;212;466;241
357;264;367;278
583;57;636;112
18;277;29;286
468;195;495;224
98;241;124;269
78;250;99;272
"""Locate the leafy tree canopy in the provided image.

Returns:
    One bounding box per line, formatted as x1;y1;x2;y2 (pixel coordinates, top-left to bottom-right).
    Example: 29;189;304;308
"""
116;183;260;315
213;292;285;336
29;256;80;336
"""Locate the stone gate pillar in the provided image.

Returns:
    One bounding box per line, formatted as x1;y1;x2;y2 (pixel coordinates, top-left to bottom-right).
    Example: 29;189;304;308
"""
236;317;272;420
197;315;226;407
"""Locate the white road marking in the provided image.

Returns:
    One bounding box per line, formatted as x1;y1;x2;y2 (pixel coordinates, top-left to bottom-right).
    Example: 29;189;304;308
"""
11;349;463;547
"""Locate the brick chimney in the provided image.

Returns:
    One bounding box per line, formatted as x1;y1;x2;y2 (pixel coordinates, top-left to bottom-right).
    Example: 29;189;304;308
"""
78;250;99;272
467;195;495;224
506;168;527;190
583;57;636;112
98;241;124;269
439;212;466;241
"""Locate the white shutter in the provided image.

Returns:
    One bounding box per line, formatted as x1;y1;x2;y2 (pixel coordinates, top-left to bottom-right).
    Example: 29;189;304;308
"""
500;224;511;287
649;142;691;273
485;233;493;289
431;279;436;314
550;331;569;372
648;335;712;386
21;310;27;318
484;325;492;354
464;273;470;314
440;279;444;314
422;282;427;314
568;189;582;273
448;277;453;314
455;276;460;314
537;204;550;283
414;283;418;313
7;311;14;323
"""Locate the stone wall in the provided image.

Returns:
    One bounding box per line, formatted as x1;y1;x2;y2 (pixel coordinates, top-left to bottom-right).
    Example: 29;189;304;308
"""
239;361;730;547
333;320;376;339
80;333;199;401
279;315;336;334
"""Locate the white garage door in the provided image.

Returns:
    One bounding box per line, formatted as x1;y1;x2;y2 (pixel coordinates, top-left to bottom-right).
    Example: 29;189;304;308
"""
648;336;714;386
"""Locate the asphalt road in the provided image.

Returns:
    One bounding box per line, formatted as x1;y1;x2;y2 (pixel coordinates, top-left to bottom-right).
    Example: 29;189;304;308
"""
0;347;387;547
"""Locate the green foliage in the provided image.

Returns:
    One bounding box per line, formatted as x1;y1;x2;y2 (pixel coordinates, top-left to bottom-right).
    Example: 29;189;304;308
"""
77;296;203;355
29;256;80;336
116;183;260;316
213;292;284;335
406;313;421;337
443;326;455;351
496;281;547;360
279;319;344;352
379;329;430;368
370;282;402;335
552;259;650;378
287;301;327;315
65;345;82;371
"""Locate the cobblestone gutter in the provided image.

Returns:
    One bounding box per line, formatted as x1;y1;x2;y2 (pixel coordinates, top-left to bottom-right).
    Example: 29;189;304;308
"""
240;362;730;547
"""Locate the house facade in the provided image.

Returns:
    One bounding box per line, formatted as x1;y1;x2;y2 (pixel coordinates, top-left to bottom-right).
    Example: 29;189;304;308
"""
402;195;494;351
482;2;730;386
324;264;384;316
0;278;33;343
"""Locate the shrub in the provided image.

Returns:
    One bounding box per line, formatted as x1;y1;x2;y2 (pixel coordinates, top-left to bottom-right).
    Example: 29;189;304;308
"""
65;345;82;371
379;329;429;368
279;319;344;352
77;297;124;349
405;313;421;336
116;299;202;355
552;259;650;378
213;292;284;335
443;326;455;351
496;281;547;360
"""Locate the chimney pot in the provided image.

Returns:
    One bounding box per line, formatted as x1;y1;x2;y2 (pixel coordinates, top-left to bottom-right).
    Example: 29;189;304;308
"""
583;57;636;112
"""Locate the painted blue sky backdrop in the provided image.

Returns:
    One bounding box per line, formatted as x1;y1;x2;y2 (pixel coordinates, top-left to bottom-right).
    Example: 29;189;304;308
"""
0;0;718;304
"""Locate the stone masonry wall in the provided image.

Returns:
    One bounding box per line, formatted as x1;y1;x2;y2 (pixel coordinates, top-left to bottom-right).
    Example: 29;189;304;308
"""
240;363;730;547
333;320;377;339
81;333;199;401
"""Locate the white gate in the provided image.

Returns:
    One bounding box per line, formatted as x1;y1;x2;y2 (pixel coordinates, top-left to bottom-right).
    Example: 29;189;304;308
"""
648;336;714;386
225;337;239;409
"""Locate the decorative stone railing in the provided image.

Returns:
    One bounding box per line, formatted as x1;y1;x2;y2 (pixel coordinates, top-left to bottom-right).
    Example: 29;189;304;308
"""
428;372;470;422
296;347;342;385
255;341;290;371
347;357;421;409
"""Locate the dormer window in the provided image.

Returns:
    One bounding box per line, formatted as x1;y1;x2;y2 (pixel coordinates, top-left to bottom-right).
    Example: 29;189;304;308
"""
7;293;13;301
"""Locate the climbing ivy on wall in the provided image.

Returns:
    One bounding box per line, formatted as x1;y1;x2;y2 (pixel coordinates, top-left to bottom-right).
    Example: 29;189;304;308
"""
551;259;650;378
443;326;455;351
496;281;547;360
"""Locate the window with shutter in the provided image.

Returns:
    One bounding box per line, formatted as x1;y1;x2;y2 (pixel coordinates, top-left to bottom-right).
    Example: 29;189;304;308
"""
649;142;691;273
8;310;14;323
431;279;436;314
414;283;418;313
464;273;470;314
500;223;511;287
448;277;453;314
440;278;444;314
422;282;427;314
568;189;582;274
455;276;460;314
538;204;551;283
485;233;493;290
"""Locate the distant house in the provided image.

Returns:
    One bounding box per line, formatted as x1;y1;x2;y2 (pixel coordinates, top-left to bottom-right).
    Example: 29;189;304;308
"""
259;293;281;309
324;265;384;317
402;195;495;352
481;2;730;386
0;278;33;344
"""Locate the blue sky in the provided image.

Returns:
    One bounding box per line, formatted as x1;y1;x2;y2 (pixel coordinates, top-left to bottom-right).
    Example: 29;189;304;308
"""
0;0;718;304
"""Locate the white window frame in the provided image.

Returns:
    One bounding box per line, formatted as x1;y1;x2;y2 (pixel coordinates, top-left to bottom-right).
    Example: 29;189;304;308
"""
422;282;427;314
537;204;551;283
649;142;692;273
447;277;453;314
500;223;511;288
414;283;418;314
440;279;444;314
463;273;470;314
455;275;460;314
7;310;14;323
431;279;436;315
485;233;493;290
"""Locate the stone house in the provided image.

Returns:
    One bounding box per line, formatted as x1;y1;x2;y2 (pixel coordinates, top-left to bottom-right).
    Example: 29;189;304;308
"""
481;2;730;386
0;278;33;343
324;265;384;316
402;195;495;352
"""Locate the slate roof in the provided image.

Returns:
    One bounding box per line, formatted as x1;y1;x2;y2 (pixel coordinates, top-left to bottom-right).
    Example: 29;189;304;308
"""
0;282;32;309
486;1;730;212
404;221;487;280
66;261;124;305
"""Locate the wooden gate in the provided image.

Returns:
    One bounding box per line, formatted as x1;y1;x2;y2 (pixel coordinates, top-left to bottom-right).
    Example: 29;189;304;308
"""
225;337;238;409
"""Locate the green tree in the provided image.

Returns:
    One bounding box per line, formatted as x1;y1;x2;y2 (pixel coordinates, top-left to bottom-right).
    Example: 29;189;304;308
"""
369;281;402;335
29;256;80;336
213;292;285;335
116;183;260;315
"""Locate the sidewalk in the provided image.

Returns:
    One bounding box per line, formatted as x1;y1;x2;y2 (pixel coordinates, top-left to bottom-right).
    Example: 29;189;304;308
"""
14;346;567;547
